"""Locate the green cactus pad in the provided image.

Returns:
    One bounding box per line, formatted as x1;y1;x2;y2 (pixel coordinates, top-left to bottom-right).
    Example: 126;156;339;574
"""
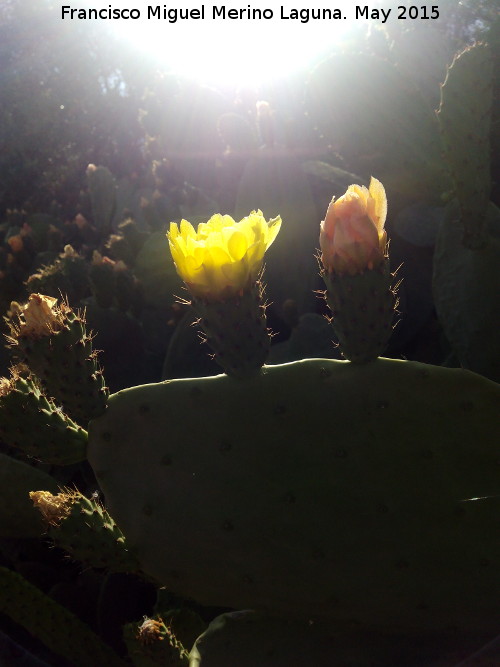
88;358;500;636
190;611;337;667
189;610;423;667
189;609;470;666
433;203;500;382
0;566;128;667
7;294;108;425
392;26;453;110
25;245;90;305
0;369;87;465
306;53;449;202
31;489;141;573
437;43;493;248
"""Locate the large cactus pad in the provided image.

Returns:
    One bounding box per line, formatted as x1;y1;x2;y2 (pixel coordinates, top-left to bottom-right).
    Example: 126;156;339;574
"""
88;358;500;636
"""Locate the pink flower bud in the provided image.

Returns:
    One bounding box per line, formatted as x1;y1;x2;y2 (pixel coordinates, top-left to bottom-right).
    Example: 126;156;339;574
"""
320;177;387;275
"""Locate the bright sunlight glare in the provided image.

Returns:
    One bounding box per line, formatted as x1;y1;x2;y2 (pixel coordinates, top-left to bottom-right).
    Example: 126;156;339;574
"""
80;1;361;85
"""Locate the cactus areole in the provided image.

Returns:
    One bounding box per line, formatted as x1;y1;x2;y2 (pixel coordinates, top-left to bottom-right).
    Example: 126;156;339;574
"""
87;358;500;636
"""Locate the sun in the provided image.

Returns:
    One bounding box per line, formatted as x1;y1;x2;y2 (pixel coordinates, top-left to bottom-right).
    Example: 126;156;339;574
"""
103;1;357;86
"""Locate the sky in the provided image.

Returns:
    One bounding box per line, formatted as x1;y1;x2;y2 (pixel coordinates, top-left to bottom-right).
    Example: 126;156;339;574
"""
68;0;365;85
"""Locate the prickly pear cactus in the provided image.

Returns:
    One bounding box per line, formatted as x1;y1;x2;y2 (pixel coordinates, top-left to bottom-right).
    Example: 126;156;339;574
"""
0;566;128;667
433;203;500;382
88;358;500;636
25;244;90;305
31;489;141;573
189;611;339;667
391;26;453;110
437;43;493;249
321;259;399;363
433;42;498;380
191;280;270;379
0;367;87;465
189;610;419;667
306;53;449;202
6;294;108;424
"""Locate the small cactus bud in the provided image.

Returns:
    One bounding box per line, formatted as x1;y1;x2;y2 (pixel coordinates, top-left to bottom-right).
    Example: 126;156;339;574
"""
320;178;398;362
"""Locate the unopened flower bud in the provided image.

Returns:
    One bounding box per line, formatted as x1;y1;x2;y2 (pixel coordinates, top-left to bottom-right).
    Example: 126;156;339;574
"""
320;177;387;275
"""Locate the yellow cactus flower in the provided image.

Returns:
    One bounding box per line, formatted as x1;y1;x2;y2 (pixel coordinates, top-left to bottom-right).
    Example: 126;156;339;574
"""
168;211;281;300
320;177;387;275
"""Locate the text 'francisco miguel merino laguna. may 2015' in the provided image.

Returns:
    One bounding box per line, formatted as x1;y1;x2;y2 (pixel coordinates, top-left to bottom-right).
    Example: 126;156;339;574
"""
60;5;424;24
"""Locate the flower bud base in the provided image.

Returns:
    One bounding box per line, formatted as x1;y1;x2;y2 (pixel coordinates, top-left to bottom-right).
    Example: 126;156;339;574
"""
192;281;270;379
322;258;397;363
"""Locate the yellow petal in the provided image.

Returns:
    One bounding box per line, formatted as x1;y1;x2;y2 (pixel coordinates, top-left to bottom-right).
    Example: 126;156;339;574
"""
205;214;225;233
205;245;232;270
167;210;281;299
183;253;201;274
184;241;205;269
227;230;249;261
180;219;196;240
168;222;180;240
239;218;258;246
245;240;266;275
221;214;237;228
